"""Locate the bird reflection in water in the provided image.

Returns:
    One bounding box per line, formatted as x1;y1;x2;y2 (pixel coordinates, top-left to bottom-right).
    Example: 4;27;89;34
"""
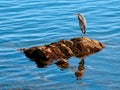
75;59;85;80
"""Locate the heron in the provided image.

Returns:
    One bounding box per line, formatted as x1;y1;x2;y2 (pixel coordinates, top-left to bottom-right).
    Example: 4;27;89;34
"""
76;13;87;36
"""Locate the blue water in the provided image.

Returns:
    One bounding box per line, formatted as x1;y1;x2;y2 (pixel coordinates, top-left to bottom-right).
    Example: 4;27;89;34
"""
0;0;120;90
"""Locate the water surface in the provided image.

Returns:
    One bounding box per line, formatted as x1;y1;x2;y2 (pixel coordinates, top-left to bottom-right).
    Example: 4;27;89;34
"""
0;0;120;90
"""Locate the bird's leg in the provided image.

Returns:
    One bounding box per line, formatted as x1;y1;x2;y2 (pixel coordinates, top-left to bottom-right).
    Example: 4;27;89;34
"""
81;33;85;38
81;33;84;37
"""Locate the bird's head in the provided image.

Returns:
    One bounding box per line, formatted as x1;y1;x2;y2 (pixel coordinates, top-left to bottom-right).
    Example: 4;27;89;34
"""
76;13;84;19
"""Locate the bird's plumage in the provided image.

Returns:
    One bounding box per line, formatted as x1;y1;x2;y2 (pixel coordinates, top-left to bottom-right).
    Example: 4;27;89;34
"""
77;14;87;35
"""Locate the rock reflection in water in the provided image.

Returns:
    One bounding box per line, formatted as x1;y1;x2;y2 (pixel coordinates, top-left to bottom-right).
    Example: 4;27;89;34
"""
55;58;85;80
55;58;70;68
56;58;85;80
33;57;85;80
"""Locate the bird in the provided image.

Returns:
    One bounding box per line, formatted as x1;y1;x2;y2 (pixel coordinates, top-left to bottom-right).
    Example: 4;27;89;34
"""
76;13;87;36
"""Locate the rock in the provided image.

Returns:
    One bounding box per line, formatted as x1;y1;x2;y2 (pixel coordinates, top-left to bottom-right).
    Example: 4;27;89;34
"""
19;37;105;67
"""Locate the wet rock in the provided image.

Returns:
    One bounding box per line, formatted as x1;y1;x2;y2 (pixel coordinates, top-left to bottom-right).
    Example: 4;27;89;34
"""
19;37;105;68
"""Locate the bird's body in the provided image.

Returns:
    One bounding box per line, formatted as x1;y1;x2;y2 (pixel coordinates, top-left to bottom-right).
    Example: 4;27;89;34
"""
77;14;87;35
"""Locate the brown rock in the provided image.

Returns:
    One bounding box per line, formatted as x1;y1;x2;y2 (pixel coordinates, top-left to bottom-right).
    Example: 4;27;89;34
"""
19;37;105;67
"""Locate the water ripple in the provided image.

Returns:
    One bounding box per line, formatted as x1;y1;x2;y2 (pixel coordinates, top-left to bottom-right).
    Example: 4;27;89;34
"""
0;0;120;89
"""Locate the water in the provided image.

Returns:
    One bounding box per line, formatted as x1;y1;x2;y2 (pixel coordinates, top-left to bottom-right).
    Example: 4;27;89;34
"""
0;0;120;89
